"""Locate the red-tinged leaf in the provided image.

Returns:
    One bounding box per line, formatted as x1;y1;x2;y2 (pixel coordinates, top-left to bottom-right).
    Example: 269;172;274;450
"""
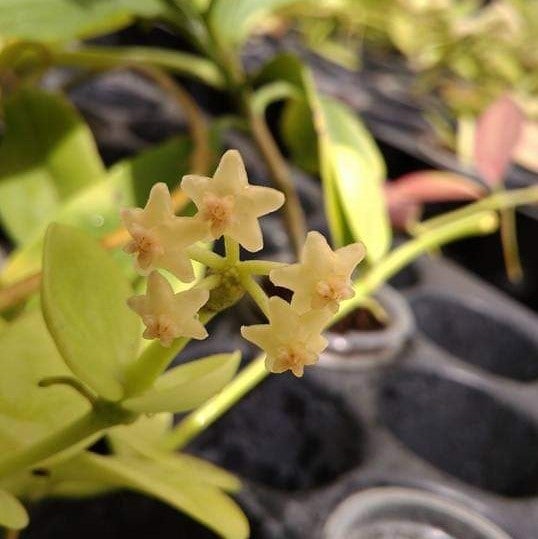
385;171;485;205
513;120;538;173
385;171;485;230
474;95;524;185
387;199;421;230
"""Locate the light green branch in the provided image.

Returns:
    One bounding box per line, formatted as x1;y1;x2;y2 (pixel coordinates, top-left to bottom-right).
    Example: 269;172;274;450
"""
124;310;217;397
51;45;225;89
161;354;268;451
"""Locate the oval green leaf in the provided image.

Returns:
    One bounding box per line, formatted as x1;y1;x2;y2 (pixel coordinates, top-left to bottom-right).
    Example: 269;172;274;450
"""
1;136;193;286
57;452;249;539
0;0;166;42
282;92;390;260
41;224;140;401
0;89;105;245
123;352;241;414
209;0;301;49
0;310;89;453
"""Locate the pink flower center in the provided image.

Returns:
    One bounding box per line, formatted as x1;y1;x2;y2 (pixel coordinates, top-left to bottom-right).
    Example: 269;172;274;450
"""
315;276;352;304
201;193;235;237
143;314;176;347
125;228;164;270
276;343;316;377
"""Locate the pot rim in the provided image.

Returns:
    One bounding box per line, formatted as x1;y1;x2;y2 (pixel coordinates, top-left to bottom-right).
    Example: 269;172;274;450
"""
324;486;511;539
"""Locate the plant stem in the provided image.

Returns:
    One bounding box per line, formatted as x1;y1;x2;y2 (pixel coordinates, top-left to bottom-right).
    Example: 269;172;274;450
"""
244;99;307;256
238;273;270;318
0;273;41;313
162;211;499;448
38;377;97;406
251;81;301;115
129;65;212;175
203;19;307;257
338;211;499;320
51;46;225;89
161;354;268;450
419;185;538;232
0;411;112;479
239;259;286;275
186;245;226;269
499;206;523;282
224;236;240;265
124;310;216;396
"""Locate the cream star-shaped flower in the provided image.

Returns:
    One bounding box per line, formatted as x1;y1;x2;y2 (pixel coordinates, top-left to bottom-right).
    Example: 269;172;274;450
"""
270;231;365;314
128;271;209;347
121;183;207;282
241;296;332;377
181;150;285;252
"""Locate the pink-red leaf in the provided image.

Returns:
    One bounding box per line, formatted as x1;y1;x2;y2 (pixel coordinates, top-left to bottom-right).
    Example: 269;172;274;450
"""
513;120;538;173
474;95;524;185
385;170;485;230
385;170;485;204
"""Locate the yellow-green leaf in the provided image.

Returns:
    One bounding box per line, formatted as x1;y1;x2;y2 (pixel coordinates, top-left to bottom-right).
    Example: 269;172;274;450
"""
0;0;167;42
209;0;301;49
316;97;390;260
269;53;391;259
123;352;241;413
55;452;249;539
1;136;193;286
0;489;28;530
41;224;140;401
109;418;240;492
0;89;104;245
0;310;89;453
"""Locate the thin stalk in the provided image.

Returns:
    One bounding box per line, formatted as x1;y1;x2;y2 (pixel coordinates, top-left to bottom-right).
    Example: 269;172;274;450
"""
251;81;301;115
186;245;226;269
338;211;499;320
419;185;538;232
0;411;111;479
161;354;268;450
239;259;286;275
238;273;270;318
203;20;307;257
500;207;523;282
38;377;97;406
129;65;212;175
0;273;40;313
124;310;216;397
244;99;307;256
224;236;240;265
51;46;225;89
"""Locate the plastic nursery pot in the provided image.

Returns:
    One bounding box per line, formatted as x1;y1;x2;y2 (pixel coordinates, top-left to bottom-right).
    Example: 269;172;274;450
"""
324;487;511;539
319;286;415;370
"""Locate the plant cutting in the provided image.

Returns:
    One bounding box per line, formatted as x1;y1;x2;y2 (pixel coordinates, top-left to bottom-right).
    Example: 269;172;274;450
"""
0;149;367;538
2;142;535;538
0;2;538;537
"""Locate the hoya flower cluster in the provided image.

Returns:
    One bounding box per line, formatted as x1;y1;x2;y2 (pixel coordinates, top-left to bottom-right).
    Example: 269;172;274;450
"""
122;150;365;377
242;232;365;376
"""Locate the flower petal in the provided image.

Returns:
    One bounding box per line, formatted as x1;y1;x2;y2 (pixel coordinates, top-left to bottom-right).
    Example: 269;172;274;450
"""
212;149;249;193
